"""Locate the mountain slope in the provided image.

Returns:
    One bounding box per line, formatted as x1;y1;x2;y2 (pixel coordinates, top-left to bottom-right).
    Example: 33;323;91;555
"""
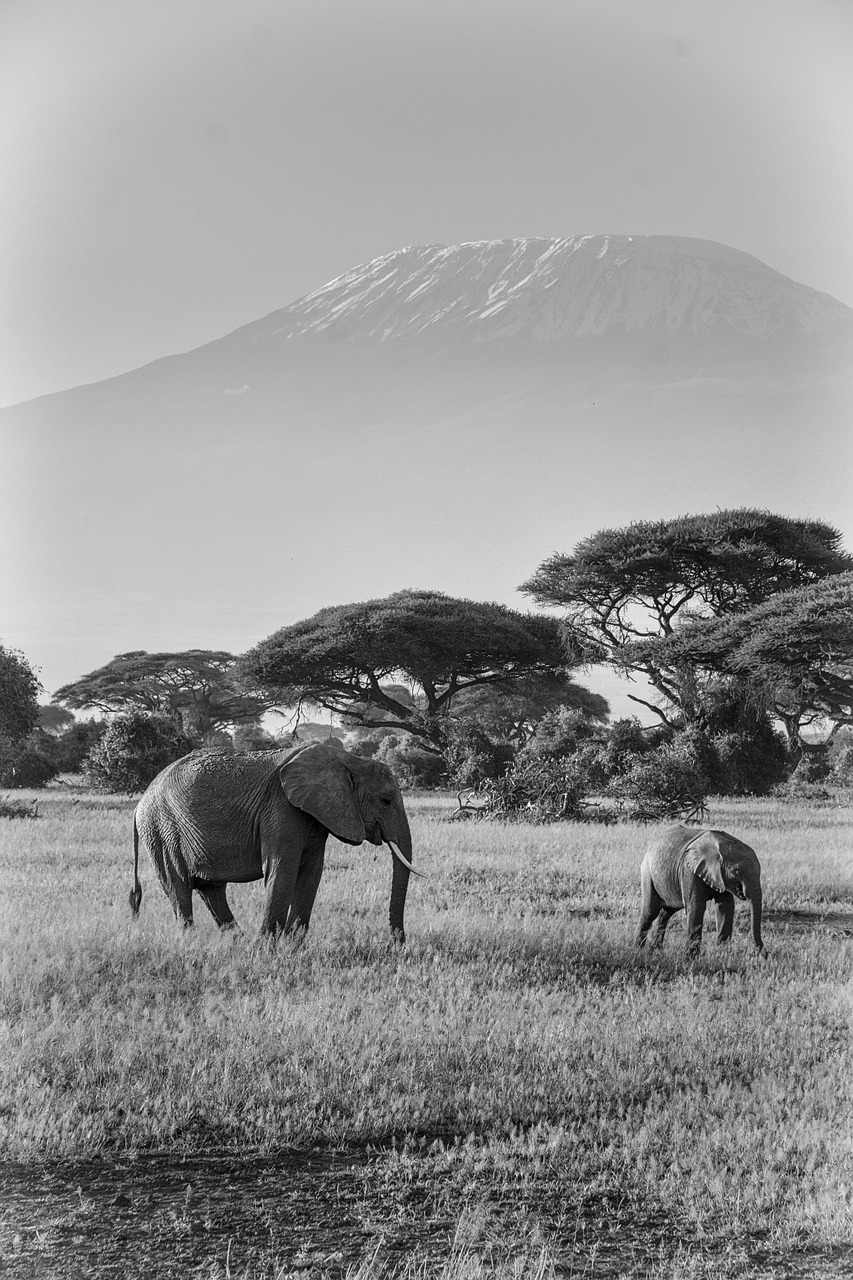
277;235;850;342
2;235;851;699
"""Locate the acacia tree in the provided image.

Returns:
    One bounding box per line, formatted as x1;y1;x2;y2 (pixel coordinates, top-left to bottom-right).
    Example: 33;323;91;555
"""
450;674;609;747
238;590;578;750
53;650;272;742
521;510;852;725
624;572;853;757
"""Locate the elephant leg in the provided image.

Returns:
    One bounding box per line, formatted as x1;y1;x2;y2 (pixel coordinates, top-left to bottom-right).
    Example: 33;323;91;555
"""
685;894;708;955
715;893;735;944
636;863;664;947
286;839;326;935
650;905;677;949
149;833;193;928
169;878;194;929
195;882;238;930
260;846;301;938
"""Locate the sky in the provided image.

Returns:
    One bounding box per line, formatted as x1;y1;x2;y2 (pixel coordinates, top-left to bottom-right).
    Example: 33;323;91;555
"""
2;0;852;710
3;0;853;407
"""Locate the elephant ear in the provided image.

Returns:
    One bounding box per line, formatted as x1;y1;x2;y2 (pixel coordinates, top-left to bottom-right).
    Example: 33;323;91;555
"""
684;832;727;894
279;743;366;845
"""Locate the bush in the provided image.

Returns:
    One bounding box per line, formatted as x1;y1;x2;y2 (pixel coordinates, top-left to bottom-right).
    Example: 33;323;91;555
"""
471;750;612;823
0;645;41;743
474;757;579;822
442;724;514;788
374;734;447;790
44;720;107;772
711;725;789;794
522;707;601;762
84;712;194;794
607;742;707;820
0;794;39;819
341;728;396;760
786;748;831;786
0;738;59;788
231;722;275;752
829;733;853;785
590;717;652;772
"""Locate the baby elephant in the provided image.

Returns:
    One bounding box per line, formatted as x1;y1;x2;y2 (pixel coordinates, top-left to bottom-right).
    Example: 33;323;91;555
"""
636;823;763;954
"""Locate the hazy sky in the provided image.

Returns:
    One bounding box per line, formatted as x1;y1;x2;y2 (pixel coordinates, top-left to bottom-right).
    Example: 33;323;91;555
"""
2;0;852;713
3;0;852;407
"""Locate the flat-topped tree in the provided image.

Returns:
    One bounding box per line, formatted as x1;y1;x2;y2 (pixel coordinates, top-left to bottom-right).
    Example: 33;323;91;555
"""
623;572;853;757
238;590;577;749
53;650;272;742
521;509;853;725
449;674;609;748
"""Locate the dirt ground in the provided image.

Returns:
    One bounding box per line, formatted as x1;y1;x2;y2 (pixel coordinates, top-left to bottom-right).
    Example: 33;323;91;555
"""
2;1148;852;1279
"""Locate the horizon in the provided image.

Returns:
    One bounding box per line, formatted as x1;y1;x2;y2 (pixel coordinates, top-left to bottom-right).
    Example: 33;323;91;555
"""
2;0;851;711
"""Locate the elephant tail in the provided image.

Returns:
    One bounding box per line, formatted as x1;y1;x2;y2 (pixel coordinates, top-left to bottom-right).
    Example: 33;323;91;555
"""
129;812;143;917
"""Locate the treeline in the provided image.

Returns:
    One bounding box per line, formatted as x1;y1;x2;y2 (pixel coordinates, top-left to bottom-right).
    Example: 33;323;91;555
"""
3;509;852;815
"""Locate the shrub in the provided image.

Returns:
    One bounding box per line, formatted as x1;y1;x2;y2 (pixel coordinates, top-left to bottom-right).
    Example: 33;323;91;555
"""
0;645;41;743
475;757;578;822
84;712;194;794
341;728;396;760
522;706;601;761
442;724;514;788
374;734;447;790
829;736;853;785
711;724;789;794
0;737;59;789
231;722;275;752
44;720;107;773
593;716;658;776
472;752;609;822
607;742;707;821
792;748;832;784
0;794;39;819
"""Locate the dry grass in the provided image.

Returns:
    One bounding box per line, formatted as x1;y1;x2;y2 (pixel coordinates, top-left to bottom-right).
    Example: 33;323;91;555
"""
1;787;852;1276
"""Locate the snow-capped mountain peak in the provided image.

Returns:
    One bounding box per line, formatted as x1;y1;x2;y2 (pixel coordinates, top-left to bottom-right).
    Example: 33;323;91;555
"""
272;236;849;343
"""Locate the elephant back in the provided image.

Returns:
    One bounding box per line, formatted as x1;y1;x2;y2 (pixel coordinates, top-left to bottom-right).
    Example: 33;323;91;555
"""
137;748;295;837
645;824;703;907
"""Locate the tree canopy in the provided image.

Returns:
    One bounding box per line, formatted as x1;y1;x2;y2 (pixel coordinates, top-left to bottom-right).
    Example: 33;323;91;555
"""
0;644;41;744
623;572;853;750
53;650;271;741
38;705;75;734
520;510;853;723
238;590;576;744
450;673;609;747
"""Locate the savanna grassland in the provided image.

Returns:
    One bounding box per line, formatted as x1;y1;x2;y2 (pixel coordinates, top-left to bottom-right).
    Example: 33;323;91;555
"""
1;788;852;1279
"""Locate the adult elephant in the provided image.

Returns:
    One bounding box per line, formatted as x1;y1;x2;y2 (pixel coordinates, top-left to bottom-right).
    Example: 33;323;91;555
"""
130;740;419;940
636;824;763;954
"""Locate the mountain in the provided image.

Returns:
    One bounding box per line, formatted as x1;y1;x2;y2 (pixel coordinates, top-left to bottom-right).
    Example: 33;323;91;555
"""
7;235;850;412
3;235;851;698
271;235;850;342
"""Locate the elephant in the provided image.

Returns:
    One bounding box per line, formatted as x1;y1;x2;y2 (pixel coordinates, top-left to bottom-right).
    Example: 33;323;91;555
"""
130;740;420;941
636;823;763;954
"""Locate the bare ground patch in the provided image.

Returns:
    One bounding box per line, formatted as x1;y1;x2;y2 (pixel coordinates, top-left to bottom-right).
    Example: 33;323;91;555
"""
2;1147;852;1279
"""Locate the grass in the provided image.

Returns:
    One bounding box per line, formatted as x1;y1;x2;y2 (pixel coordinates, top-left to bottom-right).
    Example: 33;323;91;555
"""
1;786;852;1276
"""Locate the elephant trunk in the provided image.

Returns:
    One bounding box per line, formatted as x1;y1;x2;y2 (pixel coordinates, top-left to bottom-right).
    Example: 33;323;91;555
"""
387;818;414;944
748;882;763;950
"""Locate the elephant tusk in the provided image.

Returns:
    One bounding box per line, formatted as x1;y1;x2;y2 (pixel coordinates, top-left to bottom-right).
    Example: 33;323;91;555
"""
387;841;428;878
